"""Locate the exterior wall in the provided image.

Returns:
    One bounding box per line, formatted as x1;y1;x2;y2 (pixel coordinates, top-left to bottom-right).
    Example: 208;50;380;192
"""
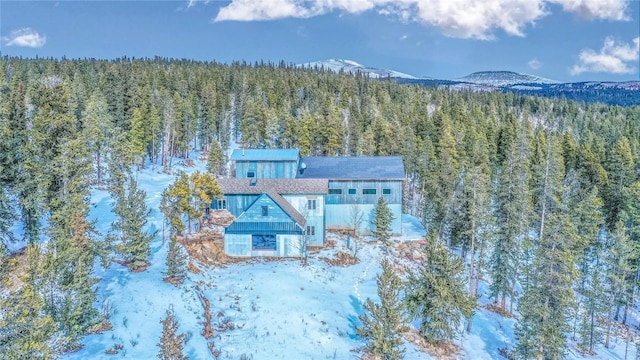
235;160;298;179
325;204;402;235
283;194;325;247
223;194;260;216
234;194;291;223
324;180;402;234
224;233;303;257
325;180;403;205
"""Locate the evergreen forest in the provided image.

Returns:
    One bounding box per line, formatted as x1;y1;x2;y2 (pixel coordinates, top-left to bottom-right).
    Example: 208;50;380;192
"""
1;56;640;358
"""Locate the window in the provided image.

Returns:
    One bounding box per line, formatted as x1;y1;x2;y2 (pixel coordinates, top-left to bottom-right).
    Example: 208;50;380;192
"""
382;188;392;195
307;199;317;210
247;171;255;178
328;189;342;195
261;206;268;216
252;234;276;250
362;189;377;195
216;198;227;209
348;188;356;195
306;226;315;236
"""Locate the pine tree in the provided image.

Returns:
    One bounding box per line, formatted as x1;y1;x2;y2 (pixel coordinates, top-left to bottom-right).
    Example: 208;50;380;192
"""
129;107;148;167
81;92;113;184
404;237;476;344
490;119;532;312
603;137;635;228
157;306;188;360
372;197;394;248
516;200;575;356
206;139;224;176
357;258;408;360
111;175;157;271
0;245;57;360
431;110;459;234
448;127;492;299
164;234;188;285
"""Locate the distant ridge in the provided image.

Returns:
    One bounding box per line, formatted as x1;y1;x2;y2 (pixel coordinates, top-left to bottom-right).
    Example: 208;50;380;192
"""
455;71;559;86
298;59;419;79
298;59;639;106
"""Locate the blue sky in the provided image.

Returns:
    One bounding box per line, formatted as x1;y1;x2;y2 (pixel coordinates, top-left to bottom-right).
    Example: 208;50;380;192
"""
1;0;639;82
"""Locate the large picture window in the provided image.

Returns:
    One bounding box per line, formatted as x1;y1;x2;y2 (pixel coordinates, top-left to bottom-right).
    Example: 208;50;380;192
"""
252;234;276;250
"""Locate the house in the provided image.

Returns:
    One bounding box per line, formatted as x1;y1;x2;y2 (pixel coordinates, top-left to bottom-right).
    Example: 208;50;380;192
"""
295;156;404;235
215;149;405;257
216;178;327;257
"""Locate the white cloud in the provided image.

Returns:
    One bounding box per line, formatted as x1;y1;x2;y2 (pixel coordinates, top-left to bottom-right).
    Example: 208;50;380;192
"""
549;0;629;20
213;0;630;40
571;37;639;75
215;0;316;21
2;28;47;48
528;58;543;70
400;34;408;40
187;0;213;8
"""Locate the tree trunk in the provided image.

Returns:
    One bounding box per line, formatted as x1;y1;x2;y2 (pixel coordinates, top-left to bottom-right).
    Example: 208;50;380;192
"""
469;218;476;298
96;151;102;184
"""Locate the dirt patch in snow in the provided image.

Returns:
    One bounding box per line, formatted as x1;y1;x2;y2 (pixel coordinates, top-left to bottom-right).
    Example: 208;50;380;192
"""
403;329;461;359
320;250;360;267
179;228;236;267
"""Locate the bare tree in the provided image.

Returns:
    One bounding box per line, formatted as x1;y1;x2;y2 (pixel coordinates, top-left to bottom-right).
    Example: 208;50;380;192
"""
350;203;365;257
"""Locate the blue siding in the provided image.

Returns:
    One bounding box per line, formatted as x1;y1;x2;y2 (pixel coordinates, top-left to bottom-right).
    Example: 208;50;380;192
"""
230;149;299;161
235;194;294;223
226;222;303;234
235;160;298;179
223;194;260;217
326;180;403;205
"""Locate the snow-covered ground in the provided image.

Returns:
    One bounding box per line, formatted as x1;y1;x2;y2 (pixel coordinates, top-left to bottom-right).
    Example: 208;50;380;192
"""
60;153;639;360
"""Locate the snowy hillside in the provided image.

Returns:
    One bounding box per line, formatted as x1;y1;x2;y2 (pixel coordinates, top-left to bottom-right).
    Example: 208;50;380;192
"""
298;59;419;79
54;152;639;360
455;71;559;86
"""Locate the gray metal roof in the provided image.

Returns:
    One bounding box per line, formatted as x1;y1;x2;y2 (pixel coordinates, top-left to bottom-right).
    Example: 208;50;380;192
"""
295;156;405;179
218;178;328;194
230;149;300;161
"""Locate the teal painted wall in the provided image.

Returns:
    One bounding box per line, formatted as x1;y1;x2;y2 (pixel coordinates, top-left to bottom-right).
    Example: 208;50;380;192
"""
325;180;403;205
235;194;291;223
235;160;298;179
224;194;260;216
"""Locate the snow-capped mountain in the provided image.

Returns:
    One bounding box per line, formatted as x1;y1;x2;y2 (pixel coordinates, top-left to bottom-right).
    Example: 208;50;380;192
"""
455;71;559;86
299;59;639;106
298;59;419;79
